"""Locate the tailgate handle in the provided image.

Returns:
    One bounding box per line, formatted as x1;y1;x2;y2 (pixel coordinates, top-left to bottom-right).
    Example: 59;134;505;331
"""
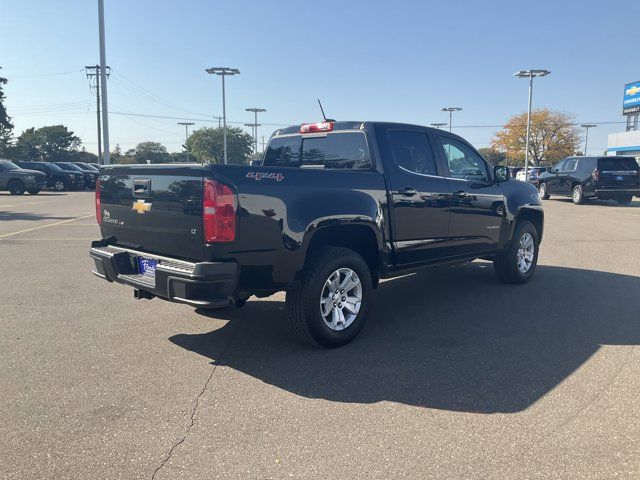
133;178;151;197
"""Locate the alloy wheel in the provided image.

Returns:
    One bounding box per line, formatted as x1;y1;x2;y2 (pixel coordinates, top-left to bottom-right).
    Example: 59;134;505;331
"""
319;268;362;331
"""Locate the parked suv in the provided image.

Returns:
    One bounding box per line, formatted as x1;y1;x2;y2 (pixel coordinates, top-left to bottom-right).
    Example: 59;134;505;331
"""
53;162;98;189
16;161;84;191
538;156;640;205
0;159;47;195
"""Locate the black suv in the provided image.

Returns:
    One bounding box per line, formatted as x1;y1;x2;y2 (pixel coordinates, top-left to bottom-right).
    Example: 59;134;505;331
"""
16;161;84;191
538;156;640;205
53;162;98;189
0;159;47;194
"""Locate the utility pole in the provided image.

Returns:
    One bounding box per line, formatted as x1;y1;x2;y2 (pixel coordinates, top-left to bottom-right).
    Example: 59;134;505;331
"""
177;122;194;162
580;124;597;156
261;136;266;153
245;108;266;154
205;67;240;164
97;0;110;165
85;65;110;164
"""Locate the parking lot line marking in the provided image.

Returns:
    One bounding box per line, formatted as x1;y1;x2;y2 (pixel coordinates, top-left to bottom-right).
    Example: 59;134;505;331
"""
0;214;95;239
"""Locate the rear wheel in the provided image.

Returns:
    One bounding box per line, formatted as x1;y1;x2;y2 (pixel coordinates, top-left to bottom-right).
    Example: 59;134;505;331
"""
538;182;550;200
53;178;67;192
572;184;585;205
8;180;25;195
494;220;539;284
286;246;372;348
27;188;41;195
616;195;633;205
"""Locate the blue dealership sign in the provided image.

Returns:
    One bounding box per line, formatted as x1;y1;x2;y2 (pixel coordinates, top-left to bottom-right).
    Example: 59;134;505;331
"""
623;81;640;115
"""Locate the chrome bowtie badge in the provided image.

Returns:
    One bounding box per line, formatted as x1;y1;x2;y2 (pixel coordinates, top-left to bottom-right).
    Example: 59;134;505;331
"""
132;199;152;214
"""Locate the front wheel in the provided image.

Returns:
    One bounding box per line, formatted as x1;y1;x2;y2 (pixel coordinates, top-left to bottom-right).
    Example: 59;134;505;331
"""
53;179;67;192
616;196;633;205
538;182;550;200
286;246;372;348
494;220;539;284
8;180;26;195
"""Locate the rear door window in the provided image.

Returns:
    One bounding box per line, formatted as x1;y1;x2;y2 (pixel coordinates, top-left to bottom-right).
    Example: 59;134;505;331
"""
387;131;438;176
563;158;578;171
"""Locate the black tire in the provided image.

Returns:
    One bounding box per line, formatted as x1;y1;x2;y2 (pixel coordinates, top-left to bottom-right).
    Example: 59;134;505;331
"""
53;178;67;192
572;184;585;205
27;188;41;195
8;180;26;195
286;246;372;348
494;220;539;284
538;182;550;200
616;196;633;205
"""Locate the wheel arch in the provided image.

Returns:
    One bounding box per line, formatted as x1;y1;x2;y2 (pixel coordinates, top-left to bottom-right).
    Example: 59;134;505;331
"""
512;206;544;244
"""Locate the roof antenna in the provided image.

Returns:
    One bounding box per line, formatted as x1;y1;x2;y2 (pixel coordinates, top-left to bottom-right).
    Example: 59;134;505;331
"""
317;99;336;122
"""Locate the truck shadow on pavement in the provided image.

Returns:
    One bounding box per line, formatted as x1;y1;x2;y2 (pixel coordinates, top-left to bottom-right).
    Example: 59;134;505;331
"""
171;264;640;414
0;211;75;222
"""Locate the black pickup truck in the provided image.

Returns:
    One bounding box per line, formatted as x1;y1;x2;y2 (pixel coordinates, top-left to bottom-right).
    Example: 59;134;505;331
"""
90;121;543;347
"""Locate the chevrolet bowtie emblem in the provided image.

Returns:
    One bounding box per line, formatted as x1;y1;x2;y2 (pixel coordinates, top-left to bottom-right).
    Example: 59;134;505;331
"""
132;199;152;214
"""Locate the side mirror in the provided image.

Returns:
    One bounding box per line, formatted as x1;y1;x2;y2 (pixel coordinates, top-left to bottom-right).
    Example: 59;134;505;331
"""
551;168;559;174
494;165;509;183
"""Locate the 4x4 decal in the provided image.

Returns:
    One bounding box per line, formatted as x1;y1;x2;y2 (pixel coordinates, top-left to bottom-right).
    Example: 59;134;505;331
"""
246;172;284;182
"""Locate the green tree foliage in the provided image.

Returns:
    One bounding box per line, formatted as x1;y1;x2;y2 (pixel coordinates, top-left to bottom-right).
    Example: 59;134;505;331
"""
130;141;171;164
15;125;81;161
0;67;14;157
186;127;253;164
478;147;507;165
69;148;98;163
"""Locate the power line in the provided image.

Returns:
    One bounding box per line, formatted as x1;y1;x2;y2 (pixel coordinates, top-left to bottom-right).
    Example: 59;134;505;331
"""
9;69;85;78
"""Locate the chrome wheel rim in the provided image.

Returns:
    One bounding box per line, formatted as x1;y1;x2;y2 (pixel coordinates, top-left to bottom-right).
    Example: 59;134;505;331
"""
573;187;581;202
517;232;535;274
55;180;64;191
539;184;545;196
320;268;362;331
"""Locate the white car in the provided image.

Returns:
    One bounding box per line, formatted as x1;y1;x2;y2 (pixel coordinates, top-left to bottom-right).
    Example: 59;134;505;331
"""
516;167;548;182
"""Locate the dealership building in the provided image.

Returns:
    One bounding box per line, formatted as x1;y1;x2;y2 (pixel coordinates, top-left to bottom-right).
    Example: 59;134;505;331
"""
607;81;640;158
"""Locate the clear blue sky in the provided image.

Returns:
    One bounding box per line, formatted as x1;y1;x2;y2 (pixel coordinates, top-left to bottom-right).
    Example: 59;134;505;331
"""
1;0;637;155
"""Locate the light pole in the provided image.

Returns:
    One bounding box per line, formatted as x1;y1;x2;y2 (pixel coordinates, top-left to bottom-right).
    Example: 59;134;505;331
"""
430;122;447;130
97;0;110;165
514;69;550;181
177;122;194;162
441;107;462;132
580;124;597;156
245;108;266;154
205;67;240;164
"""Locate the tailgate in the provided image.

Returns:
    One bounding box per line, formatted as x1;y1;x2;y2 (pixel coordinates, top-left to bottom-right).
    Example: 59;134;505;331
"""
598;158;640;189
99;164;204;260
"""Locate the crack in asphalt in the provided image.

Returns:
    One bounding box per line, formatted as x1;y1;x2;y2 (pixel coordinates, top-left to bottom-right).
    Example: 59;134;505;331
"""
151;319;242;480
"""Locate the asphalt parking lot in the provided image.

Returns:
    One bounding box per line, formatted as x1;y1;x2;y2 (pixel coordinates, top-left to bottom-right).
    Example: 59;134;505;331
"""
1;191;639;479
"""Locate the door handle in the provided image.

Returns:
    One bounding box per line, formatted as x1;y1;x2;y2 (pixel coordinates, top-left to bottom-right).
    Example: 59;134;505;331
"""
453;190;469;198
397;186;418;197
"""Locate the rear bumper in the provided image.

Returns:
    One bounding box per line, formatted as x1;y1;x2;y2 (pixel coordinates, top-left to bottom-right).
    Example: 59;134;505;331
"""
590;188;640;197
89;242;238;308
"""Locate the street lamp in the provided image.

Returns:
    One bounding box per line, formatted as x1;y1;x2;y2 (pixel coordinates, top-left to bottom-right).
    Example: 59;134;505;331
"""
441;107;462;132
177;122;194;162
245;107;266;154
430;122;447;130
580;124;597;156
205;67;240;164
514;69;550;181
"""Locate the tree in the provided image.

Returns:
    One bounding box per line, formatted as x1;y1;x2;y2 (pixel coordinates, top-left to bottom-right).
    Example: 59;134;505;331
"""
491;109;580;166
0;67;14;158
478;147;506;166
186;127;253;164
15;125;81;161
69;148;98;163
130;141;171;164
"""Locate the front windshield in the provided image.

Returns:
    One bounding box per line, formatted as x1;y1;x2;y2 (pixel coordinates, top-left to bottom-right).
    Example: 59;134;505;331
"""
57;163;84;172
78;163;98;171
0;160;21;171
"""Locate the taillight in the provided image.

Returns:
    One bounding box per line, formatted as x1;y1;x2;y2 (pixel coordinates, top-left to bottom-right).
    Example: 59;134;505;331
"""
203;178;236;243
95;177;101;225
592;168;600;181
300;121;333;134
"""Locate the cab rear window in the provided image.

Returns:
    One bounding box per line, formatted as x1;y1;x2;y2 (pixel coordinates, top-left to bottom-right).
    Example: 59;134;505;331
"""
263;132;371;170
